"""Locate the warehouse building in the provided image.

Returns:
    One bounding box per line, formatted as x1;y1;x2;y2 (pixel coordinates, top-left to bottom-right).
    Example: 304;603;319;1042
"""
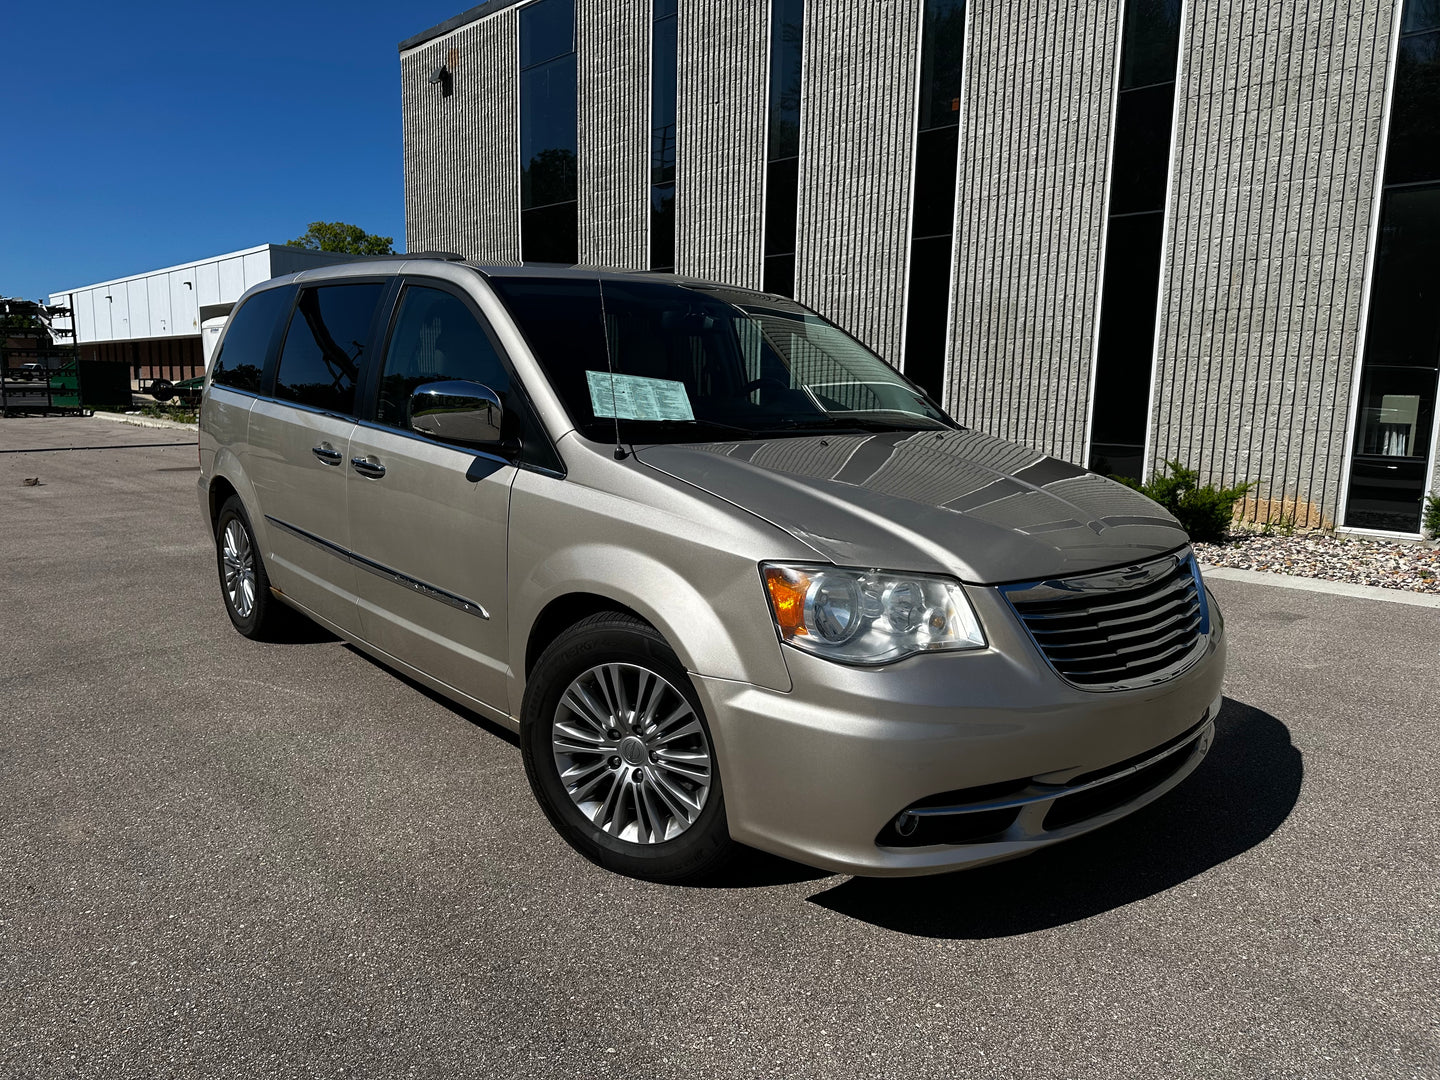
399;0;1440;537
48;245;353;388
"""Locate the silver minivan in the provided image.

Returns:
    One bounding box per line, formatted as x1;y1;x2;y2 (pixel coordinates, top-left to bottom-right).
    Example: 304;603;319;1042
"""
199;255;1226;882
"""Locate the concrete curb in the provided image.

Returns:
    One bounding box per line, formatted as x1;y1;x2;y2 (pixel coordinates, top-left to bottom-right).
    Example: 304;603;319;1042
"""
1200;564;1440;609
90;411;199;433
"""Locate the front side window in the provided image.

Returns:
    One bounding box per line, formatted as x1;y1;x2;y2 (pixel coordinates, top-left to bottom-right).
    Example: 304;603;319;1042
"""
210;287;290;393
376;287;510;429
274;283;385;415
488;277;952;444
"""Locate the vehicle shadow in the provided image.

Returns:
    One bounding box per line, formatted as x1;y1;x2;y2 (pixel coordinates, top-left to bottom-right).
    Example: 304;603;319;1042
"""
804;697;1301;938
342;643;521;748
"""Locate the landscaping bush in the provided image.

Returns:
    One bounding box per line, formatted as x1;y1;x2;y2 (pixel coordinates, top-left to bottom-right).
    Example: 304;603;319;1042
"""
1424;492;1440;540
1114;460;1256;543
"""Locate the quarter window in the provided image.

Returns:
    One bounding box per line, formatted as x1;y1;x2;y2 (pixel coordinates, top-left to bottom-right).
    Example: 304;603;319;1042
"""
376;287;510;429
274;283;385;415
210;287;290;393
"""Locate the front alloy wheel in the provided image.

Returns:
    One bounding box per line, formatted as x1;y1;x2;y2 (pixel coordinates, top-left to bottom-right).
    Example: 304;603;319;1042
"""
551;662;713;845
521;612;736;882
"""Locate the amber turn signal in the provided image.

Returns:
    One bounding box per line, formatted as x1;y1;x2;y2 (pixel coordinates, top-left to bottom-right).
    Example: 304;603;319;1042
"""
763;565;811;637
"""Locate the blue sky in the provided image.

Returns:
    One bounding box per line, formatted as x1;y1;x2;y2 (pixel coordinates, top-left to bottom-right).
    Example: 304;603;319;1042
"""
1;0;467;301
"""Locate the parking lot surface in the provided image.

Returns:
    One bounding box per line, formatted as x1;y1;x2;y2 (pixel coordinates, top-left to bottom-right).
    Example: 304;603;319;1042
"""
1;416;1436;1079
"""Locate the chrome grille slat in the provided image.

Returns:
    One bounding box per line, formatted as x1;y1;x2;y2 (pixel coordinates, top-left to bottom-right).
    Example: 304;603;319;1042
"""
1003;550;1208;691
1032;599;1201;648
1026;588;1198;634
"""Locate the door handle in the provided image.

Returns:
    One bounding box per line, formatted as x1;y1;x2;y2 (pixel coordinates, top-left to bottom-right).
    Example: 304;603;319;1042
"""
312;445;342;465
351;457;387;479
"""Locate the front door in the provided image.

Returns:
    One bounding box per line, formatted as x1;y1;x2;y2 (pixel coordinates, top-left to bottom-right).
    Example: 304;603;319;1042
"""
346;284;515;712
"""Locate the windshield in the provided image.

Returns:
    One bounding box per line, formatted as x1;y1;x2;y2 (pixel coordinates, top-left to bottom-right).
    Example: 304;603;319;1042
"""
486;276;955;443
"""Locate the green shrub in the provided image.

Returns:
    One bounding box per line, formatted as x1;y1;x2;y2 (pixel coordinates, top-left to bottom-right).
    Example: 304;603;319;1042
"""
1114;460;1256;543
1424;492;1440;539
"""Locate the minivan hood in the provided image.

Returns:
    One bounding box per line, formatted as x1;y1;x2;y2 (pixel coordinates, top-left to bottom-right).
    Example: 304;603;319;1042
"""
634;429;1187;584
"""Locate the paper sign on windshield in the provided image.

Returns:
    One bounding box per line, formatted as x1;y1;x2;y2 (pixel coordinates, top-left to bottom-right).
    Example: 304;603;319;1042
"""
586;371;695;422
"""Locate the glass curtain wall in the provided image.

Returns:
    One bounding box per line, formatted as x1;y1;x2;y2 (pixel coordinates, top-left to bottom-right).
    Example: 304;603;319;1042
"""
520;0;579;263
650;0;679;271
1344;0;1440;531
1086;0;1183;480
763;0;804;296
901;0;966;403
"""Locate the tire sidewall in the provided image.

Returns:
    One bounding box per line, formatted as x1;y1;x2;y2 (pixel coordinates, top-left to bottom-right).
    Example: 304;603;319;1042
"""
521;618;731;881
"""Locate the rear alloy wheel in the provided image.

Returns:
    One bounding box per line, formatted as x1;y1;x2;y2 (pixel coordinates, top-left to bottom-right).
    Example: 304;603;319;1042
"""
214;495;288;639
521;613;736;882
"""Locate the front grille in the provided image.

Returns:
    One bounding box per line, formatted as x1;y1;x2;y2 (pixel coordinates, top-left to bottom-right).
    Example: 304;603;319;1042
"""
1002;549;1208;690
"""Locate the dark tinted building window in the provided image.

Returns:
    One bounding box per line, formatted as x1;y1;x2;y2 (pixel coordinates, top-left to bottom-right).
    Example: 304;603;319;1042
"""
1344;0;1440;531
211;287;290;393
520;0;578;264
763;0;804;296
903;0;966;401
1086;0;1182;481
650;0;679;270
376;287;510;429
274;283;385;415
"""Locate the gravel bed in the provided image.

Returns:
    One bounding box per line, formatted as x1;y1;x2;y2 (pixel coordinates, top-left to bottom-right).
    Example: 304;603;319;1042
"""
1194;529;1440;595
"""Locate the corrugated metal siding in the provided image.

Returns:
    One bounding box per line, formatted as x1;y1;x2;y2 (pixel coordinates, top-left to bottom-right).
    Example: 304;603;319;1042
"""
674;0;768;289
401;9;522;263
577;0;649;268
947;0;1119;464
1151;0;1395;528
794;0;922;363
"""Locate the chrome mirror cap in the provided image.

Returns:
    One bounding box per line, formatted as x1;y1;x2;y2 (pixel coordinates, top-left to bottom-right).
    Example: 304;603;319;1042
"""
409;380;504;445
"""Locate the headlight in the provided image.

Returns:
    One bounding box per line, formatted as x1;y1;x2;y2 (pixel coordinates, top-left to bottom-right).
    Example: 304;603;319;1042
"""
761;563;986;665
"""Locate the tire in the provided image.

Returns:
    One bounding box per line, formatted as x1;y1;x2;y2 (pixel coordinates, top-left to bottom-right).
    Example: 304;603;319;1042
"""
214;495;288;640
521;612;738;883
150;379;174;403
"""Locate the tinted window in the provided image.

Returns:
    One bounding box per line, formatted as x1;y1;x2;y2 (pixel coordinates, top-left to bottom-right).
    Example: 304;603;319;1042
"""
377;287;510;429
211;287;289;393
1362;184;1440;368
1107;82;1176;215
1120;0;1182;89
650;183;676;272
520;57;578;209
521;201;580;264
766;0;804;161
917;0;965;131
1384;31;1440;186
274;283;385;415
518;0;573;67
1403;0;1440;34
651;6;678;187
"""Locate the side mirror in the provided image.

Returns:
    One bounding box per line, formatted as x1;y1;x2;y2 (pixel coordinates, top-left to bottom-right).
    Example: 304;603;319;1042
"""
409;380;504;446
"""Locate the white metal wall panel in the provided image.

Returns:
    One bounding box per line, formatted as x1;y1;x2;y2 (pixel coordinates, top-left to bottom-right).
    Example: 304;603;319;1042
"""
126;280;149;338
195;263;221;309
794;0;922;362
169;271;198;335
241;251;269;292
217;257;245;304
674;0;768;289
147;274;170;336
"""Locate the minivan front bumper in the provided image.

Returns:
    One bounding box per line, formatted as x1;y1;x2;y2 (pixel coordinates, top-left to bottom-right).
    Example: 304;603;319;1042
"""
692;586;1226;877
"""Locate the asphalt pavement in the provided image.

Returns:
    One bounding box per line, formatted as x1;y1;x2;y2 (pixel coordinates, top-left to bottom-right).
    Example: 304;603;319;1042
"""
1;416;1436;1079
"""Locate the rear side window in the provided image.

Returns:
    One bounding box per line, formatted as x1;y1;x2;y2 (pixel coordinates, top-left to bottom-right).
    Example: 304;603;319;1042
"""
275;283;386;415
210;288;290;393
376;287;510;428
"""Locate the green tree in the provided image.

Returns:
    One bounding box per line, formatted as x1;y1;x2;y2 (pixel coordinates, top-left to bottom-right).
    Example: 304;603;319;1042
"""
285;221;395;256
